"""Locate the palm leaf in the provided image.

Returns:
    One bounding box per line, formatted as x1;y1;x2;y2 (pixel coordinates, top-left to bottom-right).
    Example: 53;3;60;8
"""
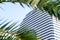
0;18;38;40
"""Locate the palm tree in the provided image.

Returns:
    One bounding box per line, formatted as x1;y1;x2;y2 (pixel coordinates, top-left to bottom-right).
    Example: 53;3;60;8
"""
0;0;60;40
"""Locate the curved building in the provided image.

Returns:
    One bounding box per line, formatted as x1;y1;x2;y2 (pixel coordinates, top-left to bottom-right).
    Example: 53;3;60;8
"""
20;9;55;40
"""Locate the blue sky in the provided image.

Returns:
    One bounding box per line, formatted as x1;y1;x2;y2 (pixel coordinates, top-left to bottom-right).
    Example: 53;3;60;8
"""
0;2;32;23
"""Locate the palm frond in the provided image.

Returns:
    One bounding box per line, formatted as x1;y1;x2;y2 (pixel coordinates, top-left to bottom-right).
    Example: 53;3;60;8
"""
0;18;38;40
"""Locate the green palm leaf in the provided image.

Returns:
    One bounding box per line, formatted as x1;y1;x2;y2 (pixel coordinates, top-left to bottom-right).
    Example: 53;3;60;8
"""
0;18;38;40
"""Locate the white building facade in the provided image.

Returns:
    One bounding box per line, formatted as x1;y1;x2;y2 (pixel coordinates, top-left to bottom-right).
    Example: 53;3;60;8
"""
20;9;60;40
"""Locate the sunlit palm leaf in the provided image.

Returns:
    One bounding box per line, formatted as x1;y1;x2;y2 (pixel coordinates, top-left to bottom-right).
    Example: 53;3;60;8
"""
0;18;38;40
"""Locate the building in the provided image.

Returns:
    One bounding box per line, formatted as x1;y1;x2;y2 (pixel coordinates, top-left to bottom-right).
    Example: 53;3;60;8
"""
20;9;60;40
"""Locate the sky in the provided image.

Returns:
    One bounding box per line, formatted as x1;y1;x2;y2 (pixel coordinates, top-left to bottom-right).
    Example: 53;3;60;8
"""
0;2;32;23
